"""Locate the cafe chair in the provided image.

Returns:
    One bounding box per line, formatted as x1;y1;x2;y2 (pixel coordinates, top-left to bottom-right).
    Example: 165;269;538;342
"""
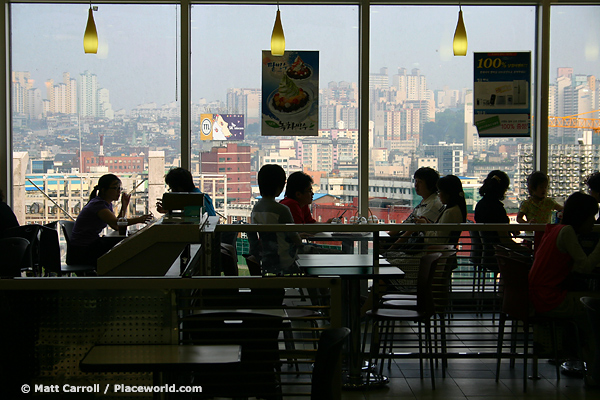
180;311;285;400
378;246;457;376
3;224;41;276
495;254;573;392
364;252;442;389
0;237;30;278
311;327;350;400
468;229;485;295
57;220;96;275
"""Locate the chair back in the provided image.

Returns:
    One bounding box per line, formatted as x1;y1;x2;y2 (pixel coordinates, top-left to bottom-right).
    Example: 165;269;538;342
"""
59;221;76;264
3;224;40;275
311;327;350;400
427;246;458;313
469;229;484;268
0;237;30;277
496;254;532;322
416;252;442;316
38;225;62;275
180;311;284;399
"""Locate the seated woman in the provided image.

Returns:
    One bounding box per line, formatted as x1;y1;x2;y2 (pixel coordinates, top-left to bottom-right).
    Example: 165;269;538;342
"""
70;174;153;266
474;170;517;267
385;167;444;252
420;174;467;245
529;192;600;386
156;167;216;216
385;174;466;291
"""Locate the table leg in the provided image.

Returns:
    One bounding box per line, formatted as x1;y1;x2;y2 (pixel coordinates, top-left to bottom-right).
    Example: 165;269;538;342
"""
342;279;389;389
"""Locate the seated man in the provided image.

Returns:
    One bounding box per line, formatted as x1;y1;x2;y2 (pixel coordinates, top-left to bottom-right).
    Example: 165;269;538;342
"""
248;164;302;276
156;167;216;216
280;171;333;224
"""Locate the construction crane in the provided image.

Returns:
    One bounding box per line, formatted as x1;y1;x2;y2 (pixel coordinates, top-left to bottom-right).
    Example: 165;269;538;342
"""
548;109;600;134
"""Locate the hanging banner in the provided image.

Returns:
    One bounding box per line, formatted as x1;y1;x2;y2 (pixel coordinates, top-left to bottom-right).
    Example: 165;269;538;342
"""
261;50;319;136
473;52;531;137
200;114;244;141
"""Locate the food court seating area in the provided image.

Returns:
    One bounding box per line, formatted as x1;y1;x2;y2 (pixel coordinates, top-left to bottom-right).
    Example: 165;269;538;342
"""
1;223;597;399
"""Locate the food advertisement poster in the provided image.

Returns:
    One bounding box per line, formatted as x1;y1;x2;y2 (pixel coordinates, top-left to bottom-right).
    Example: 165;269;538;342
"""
262;50;319;136
200;114;244;141
473;52;531;137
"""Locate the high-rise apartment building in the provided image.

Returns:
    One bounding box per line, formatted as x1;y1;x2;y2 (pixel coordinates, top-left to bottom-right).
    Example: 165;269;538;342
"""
12;71;34;115
369;67;389;91
422;143;464;176
517;140;600;200
78;70;98;117
226;88;261;125
298;137;334;172
47;75;77;115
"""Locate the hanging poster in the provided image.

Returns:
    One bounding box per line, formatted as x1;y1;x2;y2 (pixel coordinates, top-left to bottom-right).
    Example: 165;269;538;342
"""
473;52;531;137
262;50;319;136
200;114;244;140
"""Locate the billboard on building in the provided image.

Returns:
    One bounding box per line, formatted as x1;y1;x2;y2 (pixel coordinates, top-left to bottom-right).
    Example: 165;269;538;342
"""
261;50;319;136
200;114;245;141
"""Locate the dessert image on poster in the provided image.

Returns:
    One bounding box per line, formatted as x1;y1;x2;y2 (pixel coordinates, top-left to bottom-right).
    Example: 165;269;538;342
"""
262;50;319;136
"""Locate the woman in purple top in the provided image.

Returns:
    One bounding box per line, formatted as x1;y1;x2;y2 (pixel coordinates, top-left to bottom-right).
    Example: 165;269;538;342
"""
70;174;152;266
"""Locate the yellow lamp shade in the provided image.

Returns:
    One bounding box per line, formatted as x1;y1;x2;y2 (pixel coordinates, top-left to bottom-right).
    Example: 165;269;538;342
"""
271;9;285;56
83;7;98;54
453;9;467;56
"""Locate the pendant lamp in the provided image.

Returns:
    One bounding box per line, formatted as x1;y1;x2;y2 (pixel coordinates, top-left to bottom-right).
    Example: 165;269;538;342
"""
453;6;467;56
271;5;285;56
83;5;98;54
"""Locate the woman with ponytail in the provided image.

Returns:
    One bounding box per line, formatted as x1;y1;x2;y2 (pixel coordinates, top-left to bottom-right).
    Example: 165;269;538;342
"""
70;174;152;266
474;170;517;266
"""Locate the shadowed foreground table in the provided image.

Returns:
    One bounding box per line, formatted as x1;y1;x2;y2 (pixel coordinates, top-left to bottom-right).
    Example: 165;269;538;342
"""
297;254;404;389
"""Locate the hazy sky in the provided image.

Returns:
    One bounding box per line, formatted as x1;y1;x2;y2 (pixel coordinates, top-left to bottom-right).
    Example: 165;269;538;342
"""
11;4;600;112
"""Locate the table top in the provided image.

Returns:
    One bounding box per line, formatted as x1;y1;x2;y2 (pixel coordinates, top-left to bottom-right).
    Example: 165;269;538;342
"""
297;254;390;267
308;231;390;240
296;254;403;278
80;344;241;372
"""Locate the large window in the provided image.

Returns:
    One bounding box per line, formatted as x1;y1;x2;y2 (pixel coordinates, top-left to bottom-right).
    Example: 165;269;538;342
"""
369;5;536;214
11;4;179;223
190;4;358;214
6;1;600;226
527;5;600;201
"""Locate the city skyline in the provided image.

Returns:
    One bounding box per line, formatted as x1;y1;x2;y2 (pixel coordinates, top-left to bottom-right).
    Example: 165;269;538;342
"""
11;4;600;112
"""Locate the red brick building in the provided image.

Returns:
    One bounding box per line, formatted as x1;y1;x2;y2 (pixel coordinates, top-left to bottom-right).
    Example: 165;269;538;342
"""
75;151;145;173
200;143;252;204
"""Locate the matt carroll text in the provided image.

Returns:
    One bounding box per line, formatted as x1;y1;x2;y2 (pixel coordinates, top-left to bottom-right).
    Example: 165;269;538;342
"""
33;384;102;393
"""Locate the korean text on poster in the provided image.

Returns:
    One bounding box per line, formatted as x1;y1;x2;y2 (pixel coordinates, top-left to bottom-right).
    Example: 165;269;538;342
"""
262;50;319;136
473;52;531;137
200;114;244;141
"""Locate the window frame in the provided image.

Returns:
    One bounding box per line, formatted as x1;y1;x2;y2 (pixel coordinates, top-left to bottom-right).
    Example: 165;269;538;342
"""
1;0;584;212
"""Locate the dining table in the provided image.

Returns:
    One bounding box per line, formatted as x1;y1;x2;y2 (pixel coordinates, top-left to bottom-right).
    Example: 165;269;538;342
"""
297;253;405;389
307;231;390;254
80;344;241;399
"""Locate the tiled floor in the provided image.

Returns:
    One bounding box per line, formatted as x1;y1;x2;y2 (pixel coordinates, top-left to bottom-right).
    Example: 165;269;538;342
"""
339;355;596;400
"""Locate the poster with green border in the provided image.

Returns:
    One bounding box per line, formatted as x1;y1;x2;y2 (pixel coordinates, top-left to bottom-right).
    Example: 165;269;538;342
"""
474;52;531;137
